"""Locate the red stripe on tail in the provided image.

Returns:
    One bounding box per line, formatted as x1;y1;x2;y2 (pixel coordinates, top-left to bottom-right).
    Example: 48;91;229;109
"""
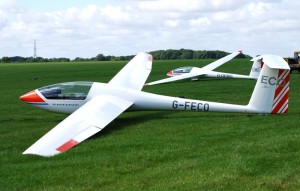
272;69;290;114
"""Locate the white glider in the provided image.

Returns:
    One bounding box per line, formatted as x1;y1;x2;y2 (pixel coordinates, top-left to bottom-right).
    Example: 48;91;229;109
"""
145;51;261;86
20;52;290;157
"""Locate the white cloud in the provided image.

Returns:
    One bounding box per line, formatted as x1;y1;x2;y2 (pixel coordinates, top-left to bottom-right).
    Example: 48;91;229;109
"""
164;20;179;27
246;2;271;18
136;0;247;12
190;17;211;27
100;5;130;22
0;0;299;58
137;0;203;12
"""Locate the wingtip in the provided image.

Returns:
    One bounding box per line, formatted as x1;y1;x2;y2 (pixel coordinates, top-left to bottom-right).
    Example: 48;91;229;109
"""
23;148;60;157
144;83;153;86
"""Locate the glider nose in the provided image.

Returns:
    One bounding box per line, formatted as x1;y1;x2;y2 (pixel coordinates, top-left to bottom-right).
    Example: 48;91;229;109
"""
167;70;174;76
167;70;181;76
20;90;45;103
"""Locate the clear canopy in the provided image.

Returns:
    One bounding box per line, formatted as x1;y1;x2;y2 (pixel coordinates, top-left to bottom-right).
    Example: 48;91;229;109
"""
172;66;193;74
38;82;93;100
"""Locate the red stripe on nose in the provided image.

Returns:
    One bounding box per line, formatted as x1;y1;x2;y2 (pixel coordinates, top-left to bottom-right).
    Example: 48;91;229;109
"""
167;71;174;76
167;70;181;76
20;90;45;103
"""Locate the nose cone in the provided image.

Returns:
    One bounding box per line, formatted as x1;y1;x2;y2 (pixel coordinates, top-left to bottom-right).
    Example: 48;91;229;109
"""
167;70;174;76
20;90;45;103
167;70;181;77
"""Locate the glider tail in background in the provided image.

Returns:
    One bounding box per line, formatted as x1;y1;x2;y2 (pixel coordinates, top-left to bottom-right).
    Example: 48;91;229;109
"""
246;55;290;114
248;56;263;79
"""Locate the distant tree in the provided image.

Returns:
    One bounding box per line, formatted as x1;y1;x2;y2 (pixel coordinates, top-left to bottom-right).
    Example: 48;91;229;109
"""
170;51;180;59
160;50;174;60
96;54;106;61
2;57;10;63
27;57;38;62
74;57;85;62
193;51;203;59
89;57;96;61
111;57;121;61
122;55;134;61
237;53;248;58
180;49;193;59
0;49;251;63
56;58;70;62
149;50;163;60
106;55;112;61
36;57;45;62
9;56;25;62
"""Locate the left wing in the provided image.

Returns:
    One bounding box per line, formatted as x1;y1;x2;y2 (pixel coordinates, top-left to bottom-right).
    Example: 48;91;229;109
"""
145;71;206;86
23;95;133;156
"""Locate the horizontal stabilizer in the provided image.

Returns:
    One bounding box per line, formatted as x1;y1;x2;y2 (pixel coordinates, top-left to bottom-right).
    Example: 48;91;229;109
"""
251;55;290;69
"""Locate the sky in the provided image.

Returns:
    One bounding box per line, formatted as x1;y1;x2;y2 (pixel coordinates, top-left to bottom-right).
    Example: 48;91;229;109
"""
0;0;299;59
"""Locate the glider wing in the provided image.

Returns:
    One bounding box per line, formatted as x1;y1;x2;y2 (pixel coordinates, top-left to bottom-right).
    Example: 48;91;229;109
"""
201;51;241;71
23;95;133;156
109;52;152;90
145;72;206;86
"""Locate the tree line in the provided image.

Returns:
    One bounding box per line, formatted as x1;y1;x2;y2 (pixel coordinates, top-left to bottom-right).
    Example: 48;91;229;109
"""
0;49;249;63
149;49;249;60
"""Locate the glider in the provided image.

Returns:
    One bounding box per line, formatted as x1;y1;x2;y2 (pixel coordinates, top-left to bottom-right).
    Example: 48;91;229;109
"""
20;52;290;157
145;51;261;86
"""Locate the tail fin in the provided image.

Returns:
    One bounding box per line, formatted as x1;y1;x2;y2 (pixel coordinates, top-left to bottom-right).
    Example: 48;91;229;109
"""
247;55;290;114
249;56;263;79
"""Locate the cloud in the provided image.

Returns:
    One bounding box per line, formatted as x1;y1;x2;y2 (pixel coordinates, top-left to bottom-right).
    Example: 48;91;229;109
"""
136;0;247;12
100;5;130;22
0;0;299;58
190;17;211;27
164;20;179;27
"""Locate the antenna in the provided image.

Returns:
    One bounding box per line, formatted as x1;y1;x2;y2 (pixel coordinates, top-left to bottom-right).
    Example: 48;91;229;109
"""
34;40;37;58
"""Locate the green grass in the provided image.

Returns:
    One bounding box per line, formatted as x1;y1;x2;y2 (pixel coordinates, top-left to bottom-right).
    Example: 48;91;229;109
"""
1;59;300;190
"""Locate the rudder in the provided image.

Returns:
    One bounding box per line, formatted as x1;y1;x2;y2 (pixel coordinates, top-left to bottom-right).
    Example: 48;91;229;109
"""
271;69;290;113
247;55;290;114
249;57;263;79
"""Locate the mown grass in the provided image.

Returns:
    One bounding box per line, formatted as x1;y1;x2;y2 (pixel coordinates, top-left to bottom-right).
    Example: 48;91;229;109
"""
1;59;300;190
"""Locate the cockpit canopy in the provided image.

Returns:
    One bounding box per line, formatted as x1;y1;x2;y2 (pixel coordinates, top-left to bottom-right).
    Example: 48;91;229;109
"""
172;66;193;74
38;82;93;100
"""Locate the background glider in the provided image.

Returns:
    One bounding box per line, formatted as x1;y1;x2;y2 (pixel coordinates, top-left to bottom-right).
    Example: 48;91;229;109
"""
20;52;290;157
146;51;261;86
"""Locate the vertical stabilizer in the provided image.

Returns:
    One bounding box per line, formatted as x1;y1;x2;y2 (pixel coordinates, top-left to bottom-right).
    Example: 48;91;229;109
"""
249;56;263;79
247;55;290;114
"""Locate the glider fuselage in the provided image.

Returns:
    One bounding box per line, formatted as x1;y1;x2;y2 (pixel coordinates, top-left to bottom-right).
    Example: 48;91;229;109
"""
23;81;248;115
168;67;255;79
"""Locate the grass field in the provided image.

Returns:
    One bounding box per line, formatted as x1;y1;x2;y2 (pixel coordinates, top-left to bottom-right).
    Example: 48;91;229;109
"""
1;58;300;190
